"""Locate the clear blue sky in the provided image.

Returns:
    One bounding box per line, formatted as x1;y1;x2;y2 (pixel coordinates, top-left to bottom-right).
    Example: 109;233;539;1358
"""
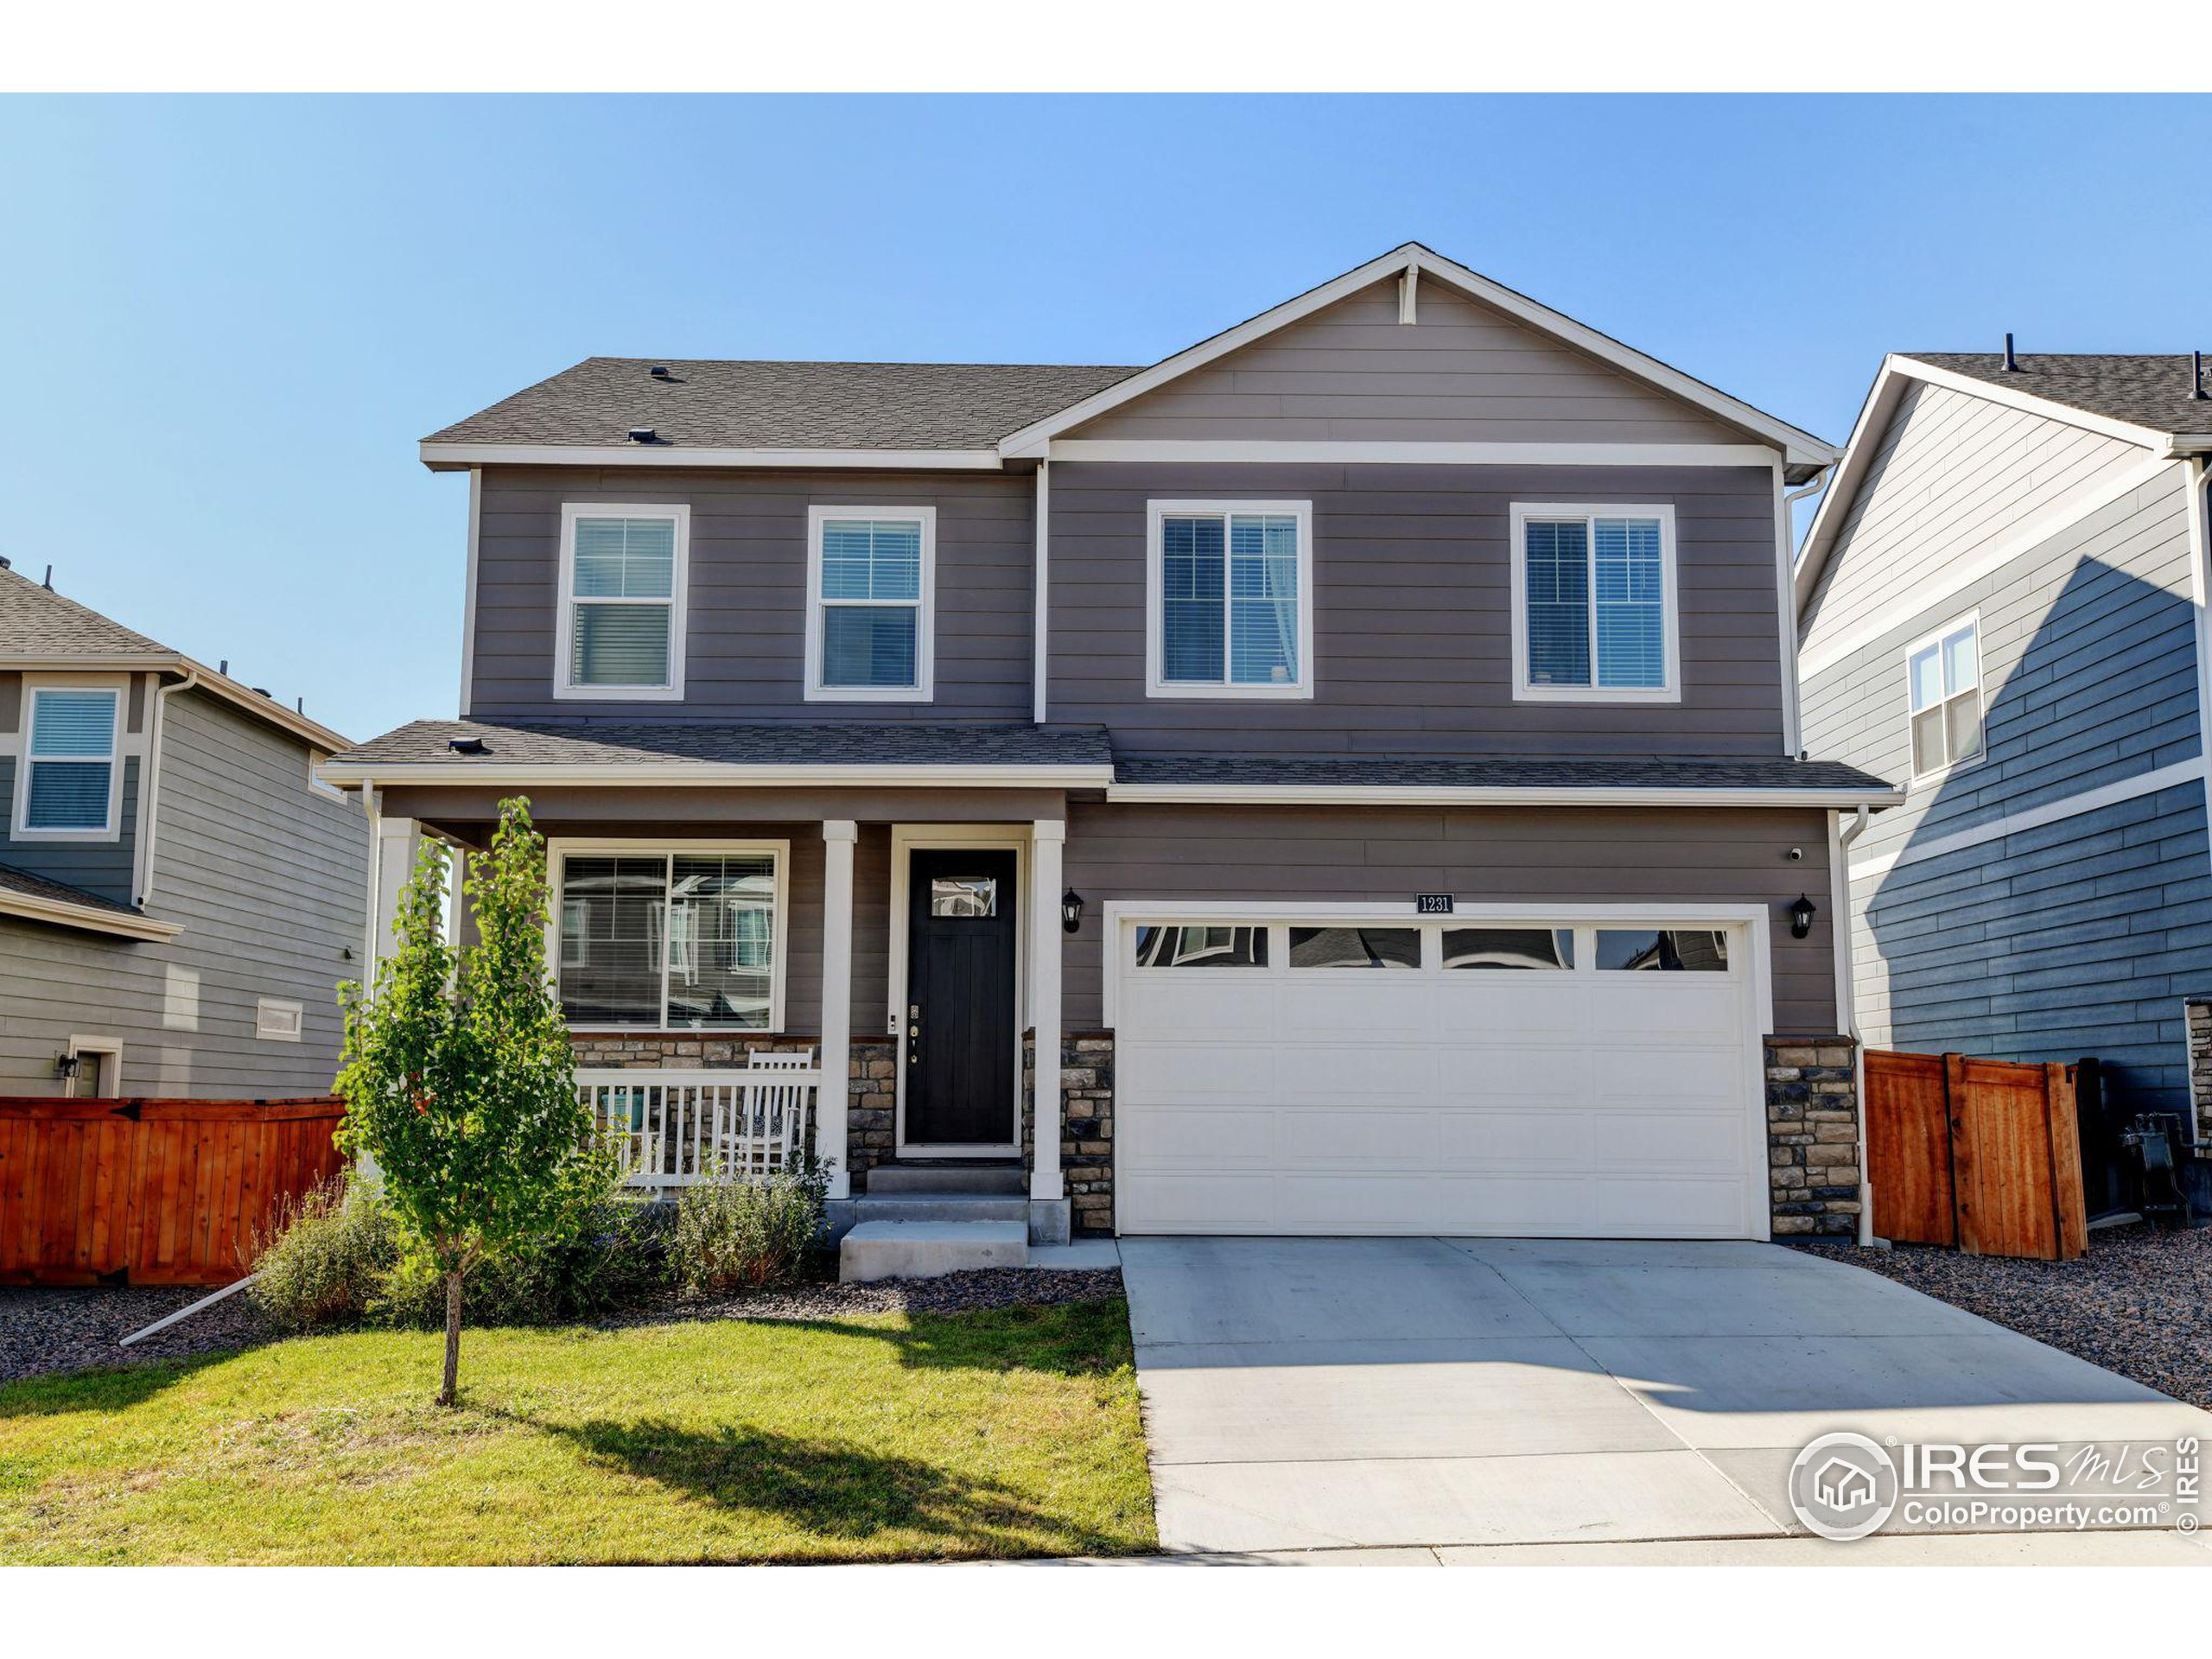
3;94;2208;741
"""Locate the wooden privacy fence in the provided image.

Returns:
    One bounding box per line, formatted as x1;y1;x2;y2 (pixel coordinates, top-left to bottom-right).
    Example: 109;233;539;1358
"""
1863;1050;2088;1260
0;1096;346;1287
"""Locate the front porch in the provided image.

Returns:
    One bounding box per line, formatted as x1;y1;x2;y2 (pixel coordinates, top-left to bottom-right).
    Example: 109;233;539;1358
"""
364;786;1109;1252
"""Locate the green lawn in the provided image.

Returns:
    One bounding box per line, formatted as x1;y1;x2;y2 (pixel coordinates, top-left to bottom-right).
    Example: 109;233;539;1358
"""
0;1299;1155;1565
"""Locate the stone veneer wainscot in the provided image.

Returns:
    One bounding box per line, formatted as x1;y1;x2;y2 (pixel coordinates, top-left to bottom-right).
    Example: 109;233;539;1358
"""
1764;1034;1863;1237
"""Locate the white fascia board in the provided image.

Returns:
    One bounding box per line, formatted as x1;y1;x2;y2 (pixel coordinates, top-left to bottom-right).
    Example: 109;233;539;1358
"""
0;890;181;942
1001;242;1839;471
420;442;1005;472
0;655;351;752
1794;355;2171;622
319;762;1116;790
1046;440;1783;467
1104;782;1904;809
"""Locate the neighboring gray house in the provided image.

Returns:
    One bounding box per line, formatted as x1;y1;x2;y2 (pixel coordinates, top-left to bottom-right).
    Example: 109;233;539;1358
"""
327;243;1898;1255
1797;349;2212;1170
0;565;369;1097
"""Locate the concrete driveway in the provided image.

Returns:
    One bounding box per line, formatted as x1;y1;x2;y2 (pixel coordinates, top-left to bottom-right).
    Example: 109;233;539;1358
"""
1119;1236;2212;1556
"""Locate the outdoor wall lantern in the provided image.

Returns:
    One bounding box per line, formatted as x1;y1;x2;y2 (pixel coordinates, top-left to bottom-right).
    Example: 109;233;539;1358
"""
54;1052;79;1082
1061;888;1085;934
1789;893;1817;940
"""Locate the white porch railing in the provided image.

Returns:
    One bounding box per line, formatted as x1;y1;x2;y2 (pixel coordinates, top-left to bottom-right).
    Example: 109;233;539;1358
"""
578;1052;820;1192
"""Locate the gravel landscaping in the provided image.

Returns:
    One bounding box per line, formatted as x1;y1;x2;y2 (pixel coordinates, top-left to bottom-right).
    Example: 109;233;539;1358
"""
0;1263;1125;1386
1794;1223;2212;1410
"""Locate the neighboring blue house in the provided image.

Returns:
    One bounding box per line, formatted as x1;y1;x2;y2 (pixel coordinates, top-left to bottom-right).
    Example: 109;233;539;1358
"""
1796;349;2212;1184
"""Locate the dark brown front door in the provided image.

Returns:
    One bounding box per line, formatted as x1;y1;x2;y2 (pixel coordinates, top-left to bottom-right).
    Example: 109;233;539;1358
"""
905;849;1018;1146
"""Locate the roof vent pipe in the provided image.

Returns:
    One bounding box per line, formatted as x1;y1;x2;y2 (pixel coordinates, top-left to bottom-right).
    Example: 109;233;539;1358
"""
2002;333;2019;372
627;426;656;443
42;564;52;588
2195;350;2208;401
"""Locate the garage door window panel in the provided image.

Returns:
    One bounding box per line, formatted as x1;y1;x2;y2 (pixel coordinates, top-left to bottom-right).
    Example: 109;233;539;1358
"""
1288;926;1421;969
1596;928;1731;972
1442;927;1574;969
1134;925;1269;968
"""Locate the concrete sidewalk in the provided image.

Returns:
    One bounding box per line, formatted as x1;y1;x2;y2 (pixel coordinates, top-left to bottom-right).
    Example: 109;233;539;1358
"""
1119;1236;2212;1556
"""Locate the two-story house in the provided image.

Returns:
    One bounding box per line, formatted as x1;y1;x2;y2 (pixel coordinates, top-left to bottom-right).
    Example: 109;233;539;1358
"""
1798;347;2212;1207
326;244;1897;1251
0;563;369;1097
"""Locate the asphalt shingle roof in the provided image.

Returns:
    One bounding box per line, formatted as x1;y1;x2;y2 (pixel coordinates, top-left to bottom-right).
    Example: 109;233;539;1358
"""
0;565;174;659
1113;753;1897;794
1904;353;2212;439
0;861;141;917
424;359;1141;452
333;719;1116;771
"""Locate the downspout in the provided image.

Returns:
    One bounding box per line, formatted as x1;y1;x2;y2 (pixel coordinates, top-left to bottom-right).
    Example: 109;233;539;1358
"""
1776;464;1834;759
1832;803;1877;1246
134;666;200;909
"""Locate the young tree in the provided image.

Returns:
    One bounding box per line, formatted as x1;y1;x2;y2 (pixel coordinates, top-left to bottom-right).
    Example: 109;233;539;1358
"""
336;798;601;1407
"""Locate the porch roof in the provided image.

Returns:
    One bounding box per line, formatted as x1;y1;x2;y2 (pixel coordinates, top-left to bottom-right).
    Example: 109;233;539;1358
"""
1108;753;1902;807
0;861;181;942
321;718;1116;787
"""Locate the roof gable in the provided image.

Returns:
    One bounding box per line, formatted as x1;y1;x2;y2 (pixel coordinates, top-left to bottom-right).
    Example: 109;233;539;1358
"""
1062;273;1747;445
1001;243;1838;475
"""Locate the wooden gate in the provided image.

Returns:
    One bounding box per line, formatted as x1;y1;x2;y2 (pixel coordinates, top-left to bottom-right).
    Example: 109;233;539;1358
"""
1862;1051;2087;1260
0;1096;346;1287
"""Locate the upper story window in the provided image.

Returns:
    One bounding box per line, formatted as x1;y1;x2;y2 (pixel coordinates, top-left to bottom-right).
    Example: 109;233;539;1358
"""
556;504;689;700
551;842;786;1031
1146;500;1313;698
15;681;122;839
806;507;935;701
1510;504;1679;702
1907;613;1983;779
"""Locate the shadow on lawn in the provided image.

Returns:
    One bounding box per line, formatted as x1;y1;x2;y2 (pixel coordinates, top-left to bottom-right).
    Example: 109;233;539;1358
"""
726;1298;1135;1382
534;1413;1130;1555
0;1350;235;1418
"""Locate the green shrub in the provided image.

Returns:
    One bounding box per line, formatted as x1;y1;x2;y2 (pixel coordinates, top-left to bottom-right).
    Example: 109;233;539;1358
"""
250;1172;668;1332
249;1178;401;1332
372;1193;668;1329
671;1156;830;1297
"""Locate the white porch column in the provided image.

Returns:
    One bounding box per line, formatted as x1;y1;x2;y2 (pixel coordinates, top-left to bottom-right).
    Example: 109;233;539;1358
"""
1030;819;1066;1203
819;820;857;1201
368;814;423;970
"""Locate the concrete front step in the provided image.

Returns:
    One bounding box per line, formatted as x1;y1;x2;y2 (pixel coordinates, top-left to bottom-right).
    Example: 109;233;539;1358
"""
867;1164;1027;1196
839;1220;1028;1282
842;1194;1030;1226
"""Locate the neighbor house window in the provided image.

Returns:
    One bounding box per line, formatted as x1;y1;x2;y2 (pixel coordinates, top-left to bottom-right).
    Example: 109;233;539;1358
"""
1511;504;1678;700
1907;615;1983;779
1147;501;1313;697
556;504;689;698
806;507;935;700
16;682;122;838
553;844;785;1030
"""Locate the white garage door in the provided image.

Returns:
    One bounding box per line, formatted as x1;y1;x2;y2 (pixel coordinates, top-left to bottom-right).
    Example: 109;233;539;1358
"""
1112;912;1770;1239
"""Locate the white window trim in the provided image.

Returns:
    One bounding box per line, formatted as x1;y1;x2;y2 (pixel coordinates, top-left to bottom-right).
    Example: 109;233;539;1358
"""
544;838;790;1033
1144;499;1315;700
804;505;937;703
553;502;690;702
1509;503;1681;704
13;675;127;842
65;1034;123;1098
254;998;305;1042
1904;608;1987;787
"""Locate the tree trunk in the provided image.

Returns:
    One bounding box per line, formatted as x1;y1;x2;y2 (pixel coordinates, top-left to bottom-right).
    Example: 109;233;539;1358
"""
437;1268;464;1407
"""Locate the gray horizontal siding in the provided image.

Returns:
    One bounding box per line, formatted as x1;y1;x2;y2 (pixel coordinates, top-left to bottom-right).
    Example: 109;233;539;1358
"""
1801;463;2196;866
0;687;371;1097
470;467;1036;723
0;755;140;908
1069;276;1748;445
1800;378;2149;658
1850;783;2212;1112
1060;802;1837;1033
1048;461;1788;757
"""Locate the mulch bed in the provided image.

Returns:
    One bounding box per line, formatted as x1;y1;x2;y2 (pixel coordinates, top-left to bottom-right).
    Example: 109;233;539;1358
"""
1792;1223;2212;1410
0;1264;1125;1386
